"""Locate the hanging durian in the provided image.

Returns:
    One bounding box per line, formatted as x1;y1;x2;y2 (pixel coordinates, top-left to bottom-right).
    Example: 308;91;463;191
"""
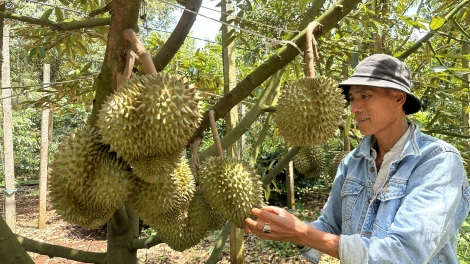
274;22;345;147
197;156;263;226
130;156;196;229
158;188;225;251
293;146;326;178
274;76;345;147
328;151;348;179
128;150;182;183
49;126;133;228
96;73;203;162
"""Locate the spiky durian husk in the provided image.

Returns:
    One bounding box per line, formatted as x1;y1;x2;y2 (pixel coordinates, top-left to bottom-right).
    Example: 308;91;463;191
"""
49;126;134;228
158;188;225;251
130;157;195;229
198;156;263;226
128;150;182;183
79;153;135;209
328;151;348;179
293;147;314;175
274;76;345;147
293;146;325;178
96;73;203;161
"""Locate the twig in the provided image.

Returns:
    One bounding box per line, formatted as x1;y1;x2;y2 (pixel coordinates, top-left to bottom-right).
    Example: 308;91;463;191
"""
209;110;223;157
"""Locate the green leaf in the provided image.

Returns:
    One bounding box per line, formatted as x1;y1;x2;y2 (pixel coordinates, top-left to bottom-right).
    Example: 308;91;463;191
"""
55;7;64;22
429;16;446;31
38;47;46;59
80;62;93;74
40;9;54;20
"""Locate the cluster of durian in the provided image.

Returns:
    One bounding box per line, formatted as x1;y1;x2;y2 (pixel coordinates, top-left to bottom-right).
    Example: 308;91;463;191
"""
49;126;134;229
274;76;345;147
96;73;203;184
328;151;349;179
50;72;264;252
293;146;326;179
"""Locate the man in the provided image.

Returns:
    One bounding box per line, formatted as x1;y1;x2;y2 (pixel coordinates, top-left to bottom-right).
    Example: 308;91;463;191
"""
245;54;470;263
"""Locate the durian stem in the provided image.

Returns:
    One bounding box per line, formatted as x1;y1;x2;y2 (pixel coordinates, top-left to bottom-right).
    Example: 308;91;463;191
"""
205;221;234;264
261;146;301;188
190;135;202;175
304;22;320;77
123;28;157;74
209;110;224;157
16;235;106;263
120;49;136;87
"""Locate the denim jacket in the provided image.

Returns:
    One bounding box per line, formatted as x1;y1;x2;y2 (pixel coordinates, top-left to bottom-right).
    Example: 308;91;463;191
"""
301;124;470;263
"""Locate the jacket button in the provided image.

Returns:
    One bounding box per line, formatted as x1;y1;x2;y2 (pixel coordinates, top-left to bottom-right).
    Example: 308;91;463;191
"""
369;167;375;172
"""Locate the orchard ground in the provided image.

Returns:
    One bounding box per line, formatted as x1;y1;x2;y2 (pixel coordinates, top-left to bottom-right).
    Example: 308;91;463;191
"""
6;185;339;264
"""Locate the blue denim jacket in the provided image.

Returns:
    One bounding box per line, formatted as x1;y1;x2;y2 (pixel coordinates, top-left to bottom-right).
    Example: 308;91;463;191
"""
301;124;470;263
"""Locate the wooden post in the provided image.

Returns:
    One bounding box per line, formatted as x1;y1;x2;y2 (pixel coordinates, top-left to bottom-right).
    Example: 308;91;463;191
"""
286;150;295;209
38;63;50;229
2;24;16;232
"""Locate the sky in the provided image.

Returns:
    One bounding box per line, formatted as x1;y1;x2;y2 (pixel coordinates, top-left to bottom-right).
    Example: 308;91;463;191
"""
175;0;222;48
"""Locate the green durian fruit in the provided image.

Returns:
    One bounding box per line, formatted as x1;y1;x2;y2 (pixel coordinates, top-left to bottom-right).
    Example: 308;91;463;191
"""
158;188;225;252
328;151;348;179
198;156;263;226
49;126;133;228
129;150;182;183
130;157;195;229
293;146;325;178
96;73;203;161
274;76;345;147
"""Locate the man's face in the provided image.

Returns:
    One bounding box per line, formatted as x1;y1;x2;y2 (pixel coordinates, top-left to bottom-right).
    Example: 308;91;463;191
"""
348;86;404;136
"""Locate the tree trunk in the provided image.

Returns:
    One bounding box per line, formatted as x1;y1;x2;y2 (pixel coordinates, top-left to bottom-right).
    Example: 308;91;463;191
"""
0;216;34;264
106;204;139;264
1;23;16;233
38;64;50;229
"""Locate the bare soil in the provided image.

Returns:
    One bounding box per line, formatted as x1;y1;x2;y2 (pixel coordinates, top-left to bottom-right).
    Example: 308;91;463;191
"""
4;185;339;264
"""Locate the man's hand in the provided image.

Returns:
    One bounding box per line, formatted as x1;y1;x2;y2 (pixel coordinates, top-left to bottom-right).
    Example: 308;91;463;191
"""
244;206;308;245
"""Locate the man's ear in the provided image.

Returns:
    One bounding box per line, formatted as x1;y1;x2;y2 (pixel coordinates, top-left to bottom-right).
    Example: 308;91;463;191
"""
395;91;406;105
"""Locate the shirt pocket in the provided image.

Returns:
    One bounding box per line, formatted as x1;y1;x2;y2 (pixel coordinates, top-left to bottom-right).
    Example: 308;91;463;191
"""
341;177;365;223
373;180;407;237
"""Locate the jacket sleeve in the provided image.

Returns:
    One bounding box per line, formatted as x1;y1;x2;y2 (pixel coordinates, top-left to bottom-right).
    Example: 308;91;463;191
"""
300;158;348;263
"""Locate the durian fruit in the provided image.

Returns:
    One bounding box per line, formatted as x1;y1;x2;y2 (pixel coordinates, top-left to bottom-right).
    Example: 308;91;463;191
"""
129;150;182;183
96;73;203;162
274;76;345;147
328;151;348;179
158;188;225;251
197;156;263;226
293;146;326;179
130;157;195;229
49;126;133;228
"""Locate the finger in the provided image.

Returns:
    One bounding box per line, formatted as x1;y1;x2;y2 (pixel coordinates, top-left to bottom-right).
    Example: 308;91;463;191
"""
244;226;252;234
261;206;282;215
251;208;263;216
245;217;258;227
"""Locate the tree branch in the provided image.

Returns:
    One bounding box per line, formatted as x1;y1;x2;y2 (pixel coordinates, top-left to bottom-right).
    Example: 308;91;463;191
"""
0;11;110;30
191;0;362;140
153;0;203;71
130;234;163;250
262;146;301;188
16;235;106;264
397;0;470;60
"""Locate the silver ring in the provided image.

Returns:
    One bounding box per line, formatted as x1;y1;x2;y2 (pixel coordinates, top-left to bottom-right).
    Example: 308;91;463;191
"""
262;223;271;233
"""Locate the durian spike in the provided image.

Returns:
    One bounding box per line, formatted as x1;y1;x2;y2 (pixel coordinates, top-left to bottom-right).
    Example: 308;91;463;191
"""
123;28;157;74
209;110;223;157
304;21;321;78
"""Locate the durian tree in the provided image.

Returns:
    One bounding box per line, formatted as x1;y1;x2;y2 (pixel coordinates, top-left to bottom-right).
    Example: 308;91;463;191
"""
2;0;470;263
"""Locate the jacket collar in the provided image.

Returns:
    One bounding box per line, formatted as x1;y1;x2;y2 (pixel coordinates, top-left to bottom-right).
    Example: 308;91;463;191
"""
353;122;421;160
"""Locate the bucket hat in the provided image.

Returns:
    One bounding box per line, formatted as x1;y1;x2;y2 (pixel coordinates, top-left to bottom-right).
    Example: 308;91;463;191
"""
338;54;422;115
